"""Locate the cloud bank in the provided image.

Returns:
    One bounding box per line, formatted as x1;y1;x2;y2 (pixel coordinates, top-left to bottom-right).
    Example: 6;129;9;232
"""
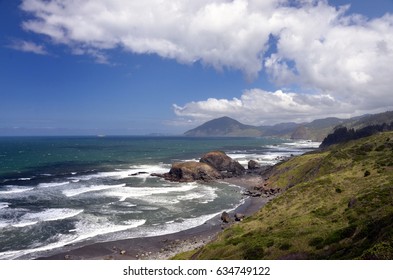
19;0;393;124
173;89;347;125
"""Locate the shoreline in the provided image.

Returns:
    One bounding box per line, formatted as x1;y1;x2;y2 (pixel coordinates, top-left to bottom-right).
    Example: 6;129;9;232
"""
39;173;274;260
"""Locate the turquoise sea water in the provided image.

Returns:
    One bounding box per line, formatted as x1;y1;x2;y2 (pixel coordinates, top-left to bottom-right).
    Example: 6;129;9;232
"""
0;136;319;259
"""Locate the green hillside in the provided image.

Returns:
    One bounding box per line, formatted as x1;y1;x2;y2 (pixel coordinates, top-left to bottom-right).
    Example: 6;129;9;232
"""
176;131;393;259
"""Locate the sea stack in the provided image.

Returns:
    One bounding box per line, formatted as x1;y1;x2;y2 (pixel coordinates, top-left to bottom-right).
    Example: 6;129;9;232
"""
200;151;245;177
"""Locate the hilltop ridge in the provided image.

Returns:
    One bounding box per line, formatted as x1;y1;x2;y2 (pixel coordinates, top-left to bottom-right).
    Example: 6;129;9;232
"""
184;116;261;137
184;111;393;141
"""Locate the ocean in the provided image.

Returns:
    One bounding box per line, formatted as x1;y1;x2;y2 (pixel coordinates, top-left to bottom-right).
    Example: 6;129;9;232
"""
0;136;319;259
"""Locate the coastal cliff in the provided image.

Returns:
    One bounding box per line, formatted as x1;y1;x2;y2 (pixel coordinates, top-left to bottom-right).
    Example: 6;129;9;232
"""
175;131;393;260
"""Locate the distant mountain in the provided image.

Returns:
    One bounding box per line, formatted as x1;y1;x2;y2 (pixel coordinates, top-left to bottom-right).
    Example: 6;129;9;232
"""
184;111;393;141
260;122;300;136
349;111;393;129
184;116;261;137
184;116;324;139
290;117;346;141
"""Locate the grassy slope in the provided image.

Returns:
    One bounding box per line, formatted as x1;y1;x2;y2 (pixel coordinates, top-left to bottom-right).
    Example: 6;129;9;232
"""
176;131;393;260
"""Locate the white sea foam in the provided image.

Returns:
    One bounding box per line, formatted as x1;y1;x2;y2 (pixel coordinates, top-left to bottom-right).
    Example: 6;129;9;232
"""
0;186;34;195
62;184;126;197
24;208;84;222
128;164;170;177
227;153;256;160
71;164;170;181
137;206;159;211
38;182;70;188
0;182;242;259
176;186;217;204
12;221;38;228
17;178;32;181
82;212;225;244
98;203;142;215
0;221;9;228
126;211;235;240
177;193;205;201
198;186;218;204
71;218;146;243
117;202;137;208
140;196;181;205
283;140;321;148
11;208;84;228
96;170;133;179
102;182;199;202
227;141;318;167
0;202;10;210
0;218;146;260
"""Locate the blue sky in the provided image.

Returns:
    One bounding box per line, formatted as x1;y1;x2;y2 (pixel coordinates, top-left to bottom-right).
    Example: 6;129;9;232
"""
1;0;393;135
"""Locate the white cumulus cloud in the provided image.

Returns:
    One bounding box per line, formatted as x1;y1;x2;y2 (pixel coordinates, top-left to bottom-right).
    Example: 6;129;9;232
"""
264;5;393;108
173;89;356;125
20;0;282;79
18;0;393;124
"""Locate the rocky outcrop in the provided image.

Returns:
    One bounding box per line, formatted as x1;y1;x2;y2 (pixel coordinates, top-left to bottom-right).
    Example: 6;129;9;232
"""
200;151;245;177
153;162;221;182
247;160;261;170
153;151;246;183
221;211;232;223
234;213;245;221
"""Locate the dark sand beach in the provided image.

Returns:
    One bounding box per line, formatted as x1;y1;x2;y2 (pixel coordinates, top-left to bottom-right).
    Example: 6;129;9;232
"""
40;174;274;260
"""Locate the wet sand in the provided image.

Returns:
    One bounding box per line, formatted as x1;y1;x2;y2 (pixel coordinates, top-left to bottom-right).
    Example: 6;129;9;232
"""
39;173;273;260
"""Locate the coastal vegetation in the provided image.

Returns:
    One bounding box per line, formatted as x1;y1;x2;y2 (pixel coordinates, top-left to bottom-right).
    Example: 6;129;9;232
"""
320;122;393;148
175;131;393;259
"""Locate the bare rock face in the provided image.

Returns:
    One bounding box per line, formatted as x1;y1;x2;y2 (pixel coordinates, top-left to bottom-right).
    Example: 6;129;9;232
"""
234;213;245;221
221;211;232;223
248;160;261;170
152;151;246;182
200;151;245;177
162;161;222;182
